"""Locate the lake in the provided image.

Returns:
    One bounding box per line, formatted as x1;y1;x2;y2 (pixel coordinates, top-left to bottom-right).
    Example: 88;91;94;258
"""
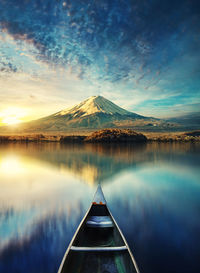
0;142;200;273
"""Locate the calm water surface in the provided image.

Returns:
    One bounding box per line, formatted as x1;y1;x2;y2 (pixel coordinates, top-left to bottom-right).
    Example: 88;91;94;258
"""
0;142;200;273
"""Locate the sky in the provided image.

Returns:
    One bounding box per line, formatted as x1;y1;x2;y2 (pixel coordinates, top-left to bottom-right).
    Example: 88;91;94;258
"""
0;0;200;125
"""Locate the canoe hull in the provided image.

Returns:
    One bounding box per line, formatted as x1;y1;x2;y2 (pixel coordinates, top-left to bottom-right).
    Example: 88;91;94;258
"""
58;186;140;273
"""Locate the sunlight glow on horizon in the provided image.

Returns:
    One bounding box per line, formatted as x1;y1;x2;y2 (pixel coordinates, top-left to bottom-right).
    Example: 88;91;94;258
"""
0;107;28;125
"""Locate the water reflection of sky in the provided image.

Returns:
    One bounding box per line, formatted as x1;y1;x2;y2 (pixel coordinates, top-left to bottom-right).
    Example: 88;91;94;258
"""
0;143;200;273
105;164;200;273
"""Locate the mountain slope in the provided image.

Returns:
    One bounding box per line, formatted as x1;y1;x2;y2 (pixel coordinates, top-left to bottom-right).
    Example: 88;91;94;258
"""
1;96;176;132
166;112;200;130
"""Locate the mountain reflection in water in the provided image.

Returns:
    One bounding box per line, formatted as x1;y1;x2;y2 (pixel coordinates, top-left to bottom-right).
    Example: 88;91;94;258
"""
0;142;200;273
1;142;150;185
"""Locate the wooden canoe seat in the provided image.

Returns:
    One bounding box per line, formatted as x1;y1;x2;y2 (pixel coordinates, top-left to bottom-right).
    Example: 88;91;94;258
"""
86;215;113;228
71;246;127;251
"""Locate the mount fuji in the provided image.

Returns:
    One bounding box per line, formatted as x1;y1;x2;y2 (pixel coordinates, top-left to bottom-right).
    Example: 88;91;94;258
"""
3;96;175;132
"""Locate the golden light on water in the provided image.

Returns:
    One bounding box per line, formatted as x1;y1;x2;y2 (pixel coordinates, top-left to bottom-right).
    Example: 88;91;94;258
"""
0;155;25;175
0;107;28;125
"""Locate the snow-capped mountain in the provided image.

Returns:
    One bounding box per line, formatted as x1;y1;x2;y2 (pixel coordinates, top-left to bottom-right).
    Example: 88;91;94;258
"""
55;96;131;117
4;96;175;132
26;95;150;131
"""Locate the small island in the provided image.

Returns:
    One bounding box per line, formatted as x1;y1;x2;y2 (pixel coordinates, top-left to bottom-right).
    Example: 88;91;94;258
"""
84;129;147;142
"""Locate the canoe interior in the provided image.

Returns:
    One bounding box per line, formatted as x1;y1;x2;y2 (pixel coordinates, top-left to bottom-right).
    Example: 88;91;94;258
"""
61;250;137;273
59;204;138;273
73;204;124;247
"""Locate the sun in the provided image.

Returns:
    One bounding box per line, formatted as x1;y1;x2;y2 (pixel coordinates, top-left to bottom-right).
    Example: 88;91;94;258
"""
2;116;21;125
0;107;27;126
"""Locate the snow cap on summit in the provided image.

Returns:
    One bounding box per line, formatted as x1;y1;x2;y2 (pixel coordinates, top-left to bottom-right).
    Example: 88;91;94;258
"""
56;96;131;117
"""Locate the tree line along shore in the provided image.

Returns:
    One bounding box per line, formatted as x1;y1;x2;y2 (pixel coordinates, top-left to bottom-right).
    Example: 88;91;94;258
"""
0;129;200;143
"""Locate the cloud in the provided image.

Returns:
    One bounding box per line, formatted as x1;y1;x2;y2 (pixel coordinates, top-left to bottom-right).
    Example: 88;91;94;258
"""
0;0;199;83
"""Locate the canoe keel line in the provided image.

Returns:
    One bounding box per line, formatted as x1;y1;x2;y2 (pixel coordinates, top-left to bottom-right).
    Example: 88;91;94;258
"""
58;185;140;273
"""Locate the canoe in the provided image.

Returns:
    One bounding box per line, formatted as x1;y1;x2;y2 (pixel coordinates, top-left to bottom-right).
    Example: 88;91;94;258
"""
58;185;140;273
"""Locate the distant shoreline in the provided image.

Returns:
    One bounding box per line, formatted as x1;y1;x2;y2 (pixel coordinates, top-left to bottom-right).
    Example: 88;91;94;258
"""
0;129;200;143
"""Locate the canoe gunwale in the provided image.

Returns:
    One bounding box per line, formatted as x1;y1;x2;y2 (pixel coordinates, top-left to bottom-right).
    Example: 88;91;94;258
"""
107;207;140;273
57;203;92;273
